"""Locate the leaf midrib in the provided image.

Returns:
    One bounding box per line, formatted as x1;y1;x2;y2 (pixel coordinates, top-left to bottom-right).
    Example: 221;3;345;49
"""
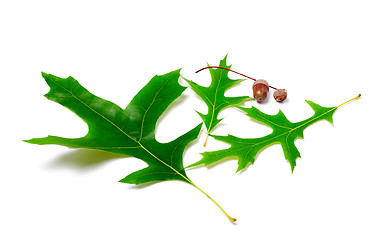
50;78;192;184
206;69;222;133
215;106;338;157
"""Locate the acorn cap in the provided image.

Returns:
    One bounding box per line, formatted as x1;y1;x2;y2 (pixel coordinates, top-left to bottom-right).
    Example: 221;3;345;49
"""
253;79;269;88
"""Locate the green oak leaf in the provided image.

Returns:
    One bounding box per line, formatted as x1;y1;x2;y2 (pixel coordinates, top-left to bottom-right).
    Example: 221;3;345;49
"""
188;95;361;172
25;70;199;184
184;56;253;146
25;70;236;222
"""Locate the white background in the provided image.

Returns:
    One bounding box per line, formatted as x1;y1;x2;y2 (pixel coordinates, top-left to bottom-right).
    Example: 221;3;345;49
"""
1;0;383;239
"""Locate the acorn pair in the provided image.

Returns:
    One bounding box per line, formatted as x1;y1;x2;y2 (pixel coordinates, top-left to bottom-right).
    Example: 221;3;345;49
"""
252;79;287;103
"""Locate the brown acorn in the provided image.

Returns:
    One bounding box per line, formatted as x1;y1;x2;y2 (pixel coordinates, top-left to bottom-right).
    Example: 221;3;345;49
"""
252;79;269;102
273;89;287;102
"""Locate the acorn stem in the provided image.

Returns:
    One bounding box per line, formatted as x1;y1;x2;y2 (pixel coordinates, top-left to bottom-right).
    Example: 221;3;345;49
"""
196;66;279;90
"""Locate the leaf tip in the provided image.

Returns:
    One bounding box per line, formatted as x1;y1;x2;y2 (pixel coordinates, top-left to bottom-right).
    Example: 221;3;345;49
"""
304;99;313;105
41;71;49;78
174;68;182;75
185;161;201;169
290;163;297;173
118;177;136;185
220;55;230;68
22;139;32;144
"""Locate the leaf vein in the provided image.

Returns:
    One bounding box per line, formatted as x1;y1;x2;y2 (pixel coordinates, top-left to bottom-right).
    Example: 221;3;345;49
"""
138;72;175;142
49;77;191;184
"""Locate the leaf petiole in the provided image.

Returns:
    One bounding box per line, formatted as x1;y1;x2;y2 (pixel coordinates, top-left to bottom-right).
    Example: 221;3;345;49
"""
189;182;237;223
337;94;361;108
139;142;235;222
203;133;209;147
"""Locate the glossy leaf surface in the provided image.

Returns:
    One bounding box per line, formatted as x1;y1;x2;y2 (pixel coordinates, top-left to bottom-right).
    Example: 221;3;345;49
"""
188;100;345;172
185;56;253;145
25;70;202;184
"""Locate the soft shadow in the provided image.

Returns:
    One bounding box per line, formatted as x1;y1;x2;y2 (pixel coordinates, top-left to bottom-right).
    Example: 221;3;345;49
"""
127;181;162;190
250;94;290;106
47;149;125;170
